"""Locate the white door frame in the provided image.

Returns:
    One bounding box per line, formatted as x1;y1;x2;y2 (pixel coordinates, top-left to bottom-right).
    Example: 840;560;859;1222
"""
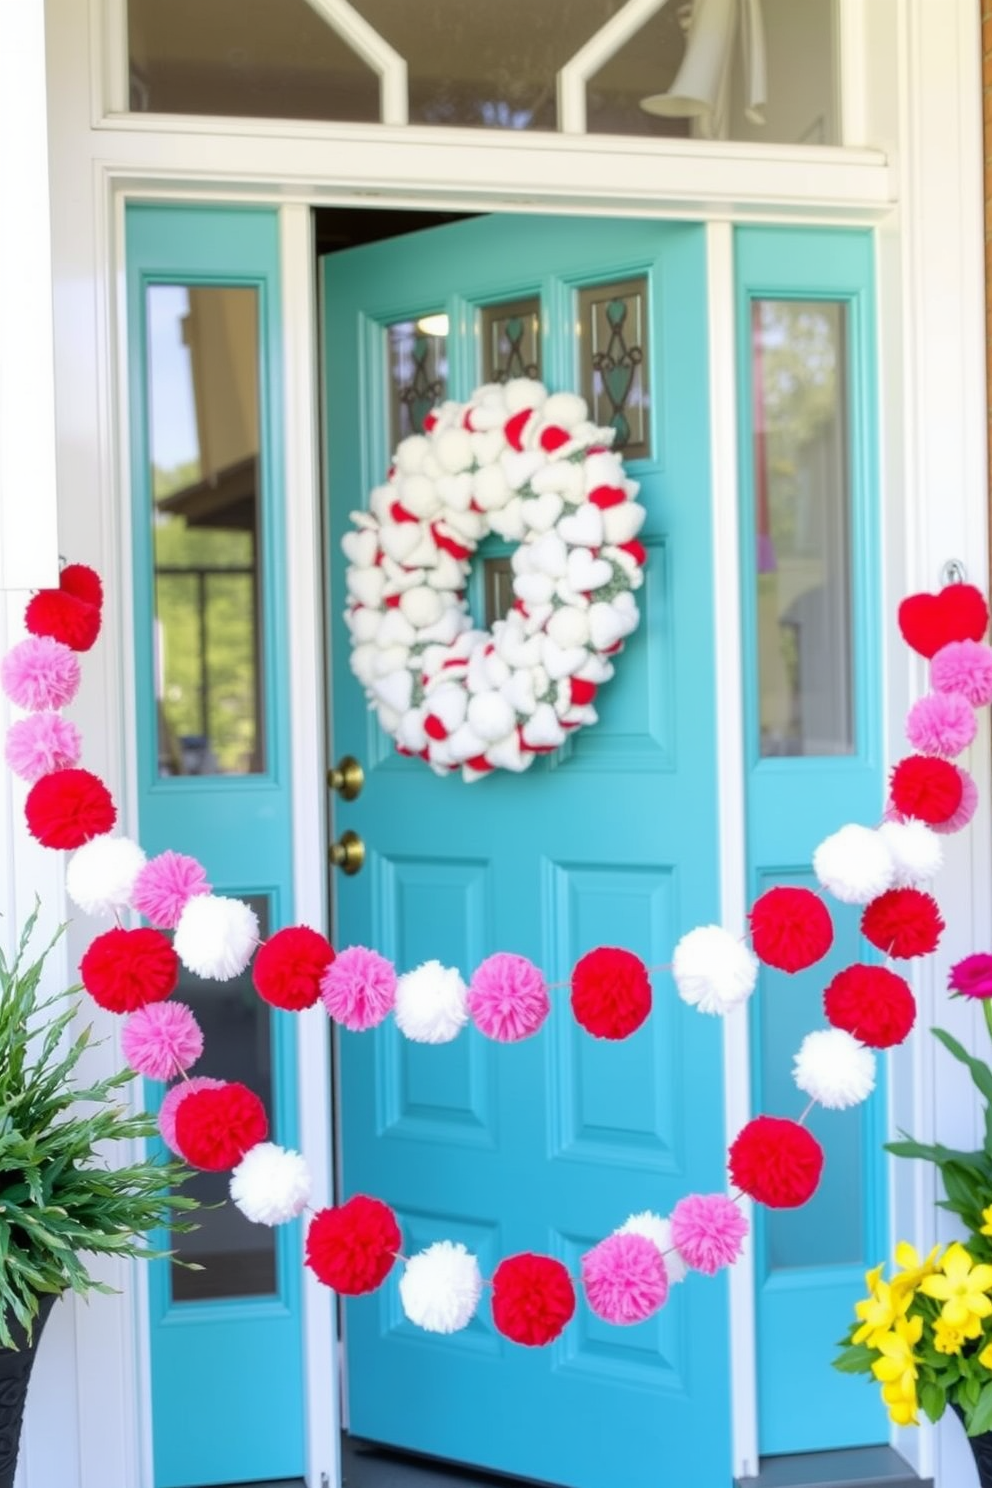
21;1;987;1485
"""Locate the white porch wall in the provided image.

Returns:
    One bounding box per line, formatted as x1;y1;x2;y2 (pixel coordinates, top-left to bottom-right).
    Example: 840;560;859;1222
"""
4;0;986;1484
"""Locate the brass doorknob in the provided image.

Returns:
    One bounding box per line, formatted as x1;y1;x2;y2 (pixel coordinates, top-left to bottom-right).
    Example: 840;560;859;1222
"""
329;829;365;875
328;755;364;801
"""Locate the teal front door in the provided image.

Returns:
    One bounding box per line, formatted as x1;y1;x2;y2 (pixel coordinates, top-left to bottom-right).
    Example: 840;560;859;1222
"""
323;215;730;1488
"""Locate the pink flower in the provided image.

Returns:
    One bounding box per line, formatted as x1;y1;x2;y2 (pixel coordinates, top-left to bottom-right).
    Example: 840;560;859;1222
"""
319;945;396;1031
580;1232;669;1324
467;952;549;1041
4;711;81;781
669;1193;748;1275
1;636;81;712
158;1076;224;1154
948;953;992;1000
122;1001;204;1082
131;850;211;929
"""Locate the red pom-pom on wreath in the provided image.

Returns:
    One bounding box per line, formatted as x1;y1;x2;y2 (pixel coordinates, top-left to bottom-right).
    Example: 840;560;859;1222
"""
570;946;652;1040
174;1081;268;1171
890;754;964;825
823;963;916;1048
25;589;101;652
252;925;335;1011
898;584;989;659
861;887;944;960
728;1115;824;1209
305;1195;401;1295
58;563;104;610
748;886;834;973
80;926;179;1013
491;1253;577;1346
25;767;116;849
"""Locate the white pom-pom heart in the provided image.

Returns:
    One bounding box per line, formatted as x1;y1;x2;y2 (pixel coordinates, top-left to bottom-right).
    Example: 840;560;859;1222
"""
521;703;566;750
616;1211;688;1285
513;571;556;607
878;819;943;887
601;502;646;544
588;601;625;651
346;606;380;643
542;637;587;681
557;503;604;547
396;707;428;753
396;474;438;518
230;1142;312;1225
66;835;146;918
174;894;259;982
474;464;513;511
341;528;377;568
372;670;413;714
426;683;467;734
467;691;515;742
436;472;474;511
793;1028;876;1110
488;498;527;541
379;523;422;565
672;925;759;1015
394;959;469;1044
501;451;544;490
528;532;569;579
346;566;385;609
399;1240;483;1334
542;391;588;429
546;607;591;649
501;668;538;716
394;433;430;474
376;609;417;648
813;824;895;904
566;548;612;594
521;492;564;533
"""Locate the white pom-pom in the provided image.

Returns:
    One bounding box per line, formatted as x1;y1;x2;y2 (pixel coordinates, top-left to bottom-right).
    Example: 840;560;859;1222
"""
174;894;259;981
394;959;468;1044
616;1211;687;1285
672;926;759;1015
230;1142;312;1225
878;819;944;887
793;1028;876;1110
434;428;474;474
66;835;146;918
399;1240;482;1333
813;824;894;904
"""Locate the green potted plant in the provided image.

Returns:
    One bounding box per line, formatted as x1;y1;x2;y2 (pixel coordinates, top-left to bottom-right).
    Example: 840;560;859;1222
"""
0;903;195;1488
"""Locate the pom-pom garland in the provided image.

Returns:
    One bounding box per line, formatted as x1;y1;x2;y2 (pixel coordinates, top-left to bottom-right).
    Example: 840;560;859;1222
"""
860;887;944;960
467;952;550;1041
823;963;917;1049
173;894;260;982
65;834;146;919
319;945;397;1031
121;1000;203;1081
1;635;81;711
491;1253;576;1346
174;1081;268;1171
230;1142;312;1225
747;887;833;973
570;946;652;1039
669;1194;749;1275
931;639;992;707
792;1028;876;1110
813;824;894;905
394;959;469;1044
672;925;758;1014
399;1241;484;1334
948;953;992;1000
131;850;211;929
728;1116;824;1209
890;754;964;825
79;925;179;1013
305;1195;401;1294
252;925;335;1011
25;767;116;849
4;711;81;782
158;1076;224;1154
581;1232;669;1324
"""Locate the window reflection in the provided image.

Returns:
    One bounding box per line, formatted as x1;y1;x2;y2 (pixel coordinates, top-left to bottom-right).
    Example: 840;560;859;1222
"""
751;300;853;758
147;285;264;776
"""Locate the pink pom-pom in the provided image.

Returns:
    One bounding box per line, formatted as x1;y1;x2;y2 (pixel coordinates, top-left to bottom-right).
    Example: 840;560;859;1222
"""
122;1001;204;1082
1;636;81;712
931;765;979;834
467;953;550;1041
319;945;397;1031
4;711;82;782
931;639;992;707
905;691;976;758
580;1232;669;1325
158;1075;224;1153
131;850;211;929
669;1193;748;1276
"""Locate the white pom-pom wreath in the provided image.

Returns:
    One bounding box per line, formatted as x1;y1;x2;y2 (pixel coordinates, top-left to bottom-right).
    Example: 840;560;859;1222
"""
394;959;469;1044
617;1211;688;1285
173;893;260;982
672;926;759;1016
342;380;646;780
230;1142;312;1225
878;819;943;888
813;824;895;905
793;1028;876;1110
399;1240;483;1334
65;834;146;918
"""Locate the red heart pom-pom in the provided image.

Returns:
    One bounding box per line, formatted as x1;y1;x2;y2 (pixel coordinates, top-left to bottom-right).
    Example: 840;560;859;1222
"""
24;767;116;849
748;886;834;973
728;1116;823;1209
305;1195;401;1294
898;584;989;658
252;925;335;1011
80;926;179;1013
59;563;104;609
570;946;651;1040
491;1253;576;1346
861;887;944;960
25;589;101;652
174;1082;268;1171
823;963;916;1047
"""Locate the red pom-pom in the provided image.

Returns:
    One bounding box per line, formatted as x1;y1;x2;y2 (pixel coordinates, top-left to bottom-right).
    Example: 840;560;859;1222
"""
25;589;101;652
174;1082;268;1171
570;946;651;1040
25;767;116;849
569;677;598;706
890;754;963;824
504;409;534;452
252;925;335;1011
491;1253;576;1346
80;926;179;1013
728;1115;823;1209
587;485;626;509
305;1195;401;1294
748;886;834;973
861;887;944;960
59;563;104;609
823;962;916;1047
898;584;989;658
539;425;570;453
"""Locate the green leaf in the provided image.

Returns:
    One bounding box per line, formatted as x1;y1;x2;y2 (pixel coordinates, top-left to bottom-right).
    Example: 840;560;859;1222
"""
920;1380;947;1423
833;1344;877;1375
969;1380;992;1435
931;1026;992;1106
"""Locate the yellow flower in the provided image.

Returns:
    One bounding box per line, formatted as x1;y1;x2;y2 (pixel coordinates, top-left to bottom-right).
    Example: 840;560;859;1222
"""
853;1277;913;1347
980;1205;992;1239
979;1341;992;1370
871;1315;924;1388
881;1379;919;1426
890;1242;941;1299
933;1316;980;1354
919;1242;992;1329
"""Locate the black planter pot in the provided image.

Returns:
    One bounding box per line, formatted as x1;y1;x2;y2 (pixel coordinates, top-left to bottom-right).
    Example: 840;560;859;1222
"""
952;1402;992;1488
0;1295;56;1488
